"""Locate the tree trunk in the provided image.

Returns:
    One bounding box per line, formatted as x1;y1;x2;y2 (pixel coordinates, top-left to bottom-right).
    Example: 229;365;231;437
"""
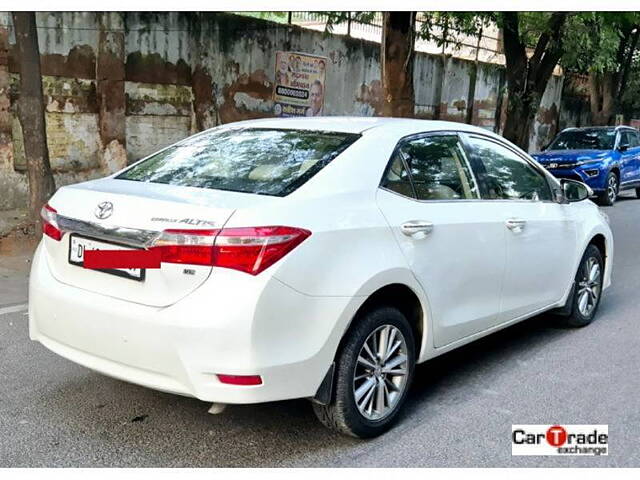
12;12;55;235
502;91;539;150
381;12;415;117
588;71;615;125
500;12;567;151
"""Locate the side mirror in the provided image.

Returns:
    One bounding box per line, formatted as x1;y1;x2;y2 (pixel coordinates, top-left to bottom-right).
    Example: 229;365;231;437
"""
561;179;593;202
618;144;629;152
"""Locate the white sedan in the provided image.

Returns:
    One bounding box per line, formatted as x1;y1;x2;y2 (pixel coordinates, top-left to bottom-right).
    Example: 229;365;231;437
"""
30;117;613;437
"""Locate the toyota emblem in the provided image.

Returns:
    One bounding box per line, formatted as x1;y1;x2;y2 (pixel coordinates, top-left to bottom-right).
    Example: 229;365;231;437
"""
95;201;114;220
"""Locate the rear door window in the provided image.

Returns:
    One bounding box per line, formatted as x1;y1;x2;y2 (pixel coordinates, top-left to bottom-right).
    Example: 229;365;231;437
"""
117;128;360;196
387;135;479;200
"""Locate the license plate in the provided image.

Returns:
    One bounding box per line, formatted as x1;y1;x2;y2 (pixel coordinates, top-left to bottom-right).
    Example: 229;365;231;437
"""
68;234;145;281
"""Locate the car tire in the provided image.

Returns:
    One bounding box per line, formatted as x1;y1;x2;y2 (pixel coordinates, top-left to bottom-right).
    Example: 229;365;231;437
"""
556;244;604;328
597;172;618;206
312;305;416;438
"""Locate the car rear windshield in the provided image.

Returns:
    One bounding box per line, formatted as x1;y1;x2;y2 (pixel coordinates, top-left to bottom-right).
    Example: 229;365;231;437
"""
548;129;616;151
116;128;360;196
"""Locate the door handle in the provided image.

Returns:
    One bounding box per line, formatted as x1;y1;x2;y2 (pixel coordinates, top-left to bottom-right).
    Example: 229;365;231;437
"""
505;218;527;231
401;220;434;237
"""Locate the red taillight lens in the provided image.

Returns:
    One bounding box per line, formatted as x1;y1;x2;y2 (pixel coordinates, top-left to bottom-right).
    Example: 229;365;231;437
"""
213;226;311;275
40;203;62;241
217;374;263;386
151;226;310;275
153;229;219;265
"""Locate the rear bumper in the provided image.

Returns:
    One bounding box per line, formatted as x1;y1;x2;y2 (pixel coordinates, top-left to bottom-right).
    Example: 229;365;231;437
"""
28;242;355;404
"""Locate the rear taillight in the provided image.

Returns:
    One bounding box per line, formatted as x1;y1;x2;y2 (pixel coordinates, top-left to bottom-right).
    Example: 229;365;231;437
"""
213;226;311;275
153;229;218;266
40;203;62;241
151;226;311;275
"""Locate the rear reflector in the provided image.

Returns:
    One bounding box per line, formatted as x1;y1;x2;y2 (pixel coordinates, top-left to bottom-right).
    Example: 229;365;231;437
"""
41;203;62;241
150;226;311;275
217;374;263;386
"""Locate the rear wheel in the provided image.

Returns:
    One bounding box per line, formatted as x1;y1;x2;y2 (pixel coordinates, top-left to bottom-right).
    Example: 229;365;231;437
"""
597;172;618;206
312;306;415;438
556;244;604;328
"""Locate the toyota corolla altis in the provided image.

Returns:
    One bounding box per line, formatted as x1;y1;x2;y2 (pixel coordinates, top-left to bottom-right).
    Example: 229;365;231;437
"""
30;117;613;437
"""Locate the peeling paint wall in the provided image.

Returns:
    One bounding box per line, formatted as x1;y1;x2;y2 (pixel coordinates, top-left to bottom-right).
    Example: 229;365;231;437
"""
559;74;591;131
0;11;573;211
529;75;564;152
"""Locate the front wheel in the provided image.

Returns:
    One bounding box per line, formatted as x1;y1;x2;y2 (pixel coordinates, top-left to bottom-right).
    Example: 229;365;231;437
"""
597;172;618;206
556;244;604;328
312;306;416;438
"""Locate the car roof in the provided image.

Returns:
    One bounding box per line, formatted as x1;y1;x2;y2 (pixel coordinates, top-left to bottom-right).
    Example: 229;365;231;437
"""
561;126;637;133
218;116;500;137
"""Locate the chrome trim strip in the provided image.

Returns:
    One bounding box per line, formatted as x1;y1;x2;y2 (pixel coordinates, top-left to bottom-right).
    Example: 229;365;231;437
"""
57;215;160;248
378;186;558;204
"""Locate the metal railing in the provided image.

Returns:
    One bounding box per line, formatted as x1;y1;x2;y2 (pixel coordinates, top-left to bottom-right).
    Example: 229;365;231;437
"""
278;12;504;64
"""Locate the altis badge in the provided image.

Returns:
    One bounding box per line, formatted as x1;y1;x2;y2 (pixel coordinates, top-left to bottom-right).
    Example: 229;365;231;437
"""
150;217;218;227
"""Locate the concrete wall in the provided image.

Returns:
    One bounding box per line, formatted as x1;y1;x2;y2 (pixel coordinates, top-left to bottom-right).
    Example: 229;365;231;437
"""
559;74;591;131
0;12;571;210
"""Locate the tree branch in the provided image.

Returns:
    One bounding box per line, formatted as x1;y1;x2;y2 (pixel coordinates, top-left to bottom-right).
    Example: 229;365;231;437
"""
532;13;568;94
530;12;567;72
617;26;640;101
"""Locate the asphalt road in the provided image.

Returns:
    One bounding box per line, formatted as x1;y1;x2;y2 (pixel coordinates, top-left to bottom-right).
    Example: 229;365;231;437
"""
1;194;639;467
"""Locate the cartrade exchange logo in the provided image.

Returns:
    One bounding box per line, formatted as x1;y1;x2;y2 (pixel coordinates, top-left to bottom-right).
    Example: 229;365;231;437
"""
512;425;608;456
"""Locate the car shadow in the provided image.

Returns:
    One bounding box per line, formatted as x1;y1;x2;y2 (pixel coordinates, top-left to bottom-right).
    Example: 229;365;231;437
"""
406;312;565;408
32;306;592;467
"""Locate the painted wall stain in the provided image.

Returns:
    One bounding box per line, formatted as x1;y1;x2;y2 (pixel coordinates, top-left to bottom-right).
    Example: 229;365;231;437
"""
125;52;191;86
9;44;96;79
218;69;273;124
192;66;216;131
355;80;383;116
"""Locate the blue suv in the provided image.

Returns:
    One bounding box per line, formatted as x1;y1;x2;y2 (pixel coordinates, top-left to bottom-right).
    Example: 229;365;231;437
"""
532;126;640;205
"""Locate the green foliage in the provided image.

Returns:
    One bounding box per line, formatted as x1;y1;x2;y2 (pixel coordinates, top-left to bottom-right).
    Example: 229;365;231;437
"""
621;51;640;113
323;12;377;33
417;12;567;55
417;12;493;48
233;12;289;23
562;12;640;74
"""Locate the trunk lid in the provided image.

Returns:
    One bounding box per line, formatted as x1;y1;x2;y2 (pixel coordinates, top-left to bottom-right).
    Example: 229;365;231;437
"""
44;177;275;307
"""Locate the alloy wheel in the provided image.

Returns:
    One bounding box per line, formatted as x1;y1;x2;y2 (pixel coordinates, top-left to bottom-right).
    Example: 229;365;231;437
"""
577;256;602;317
353;324;409;421
607;175;618;204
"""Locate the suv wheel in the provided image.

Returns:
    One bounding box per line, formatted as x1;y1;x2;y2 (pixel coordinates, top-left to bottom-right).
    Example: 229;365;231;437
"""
312;306;416;438
556;244;604;328
598;172;618;206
